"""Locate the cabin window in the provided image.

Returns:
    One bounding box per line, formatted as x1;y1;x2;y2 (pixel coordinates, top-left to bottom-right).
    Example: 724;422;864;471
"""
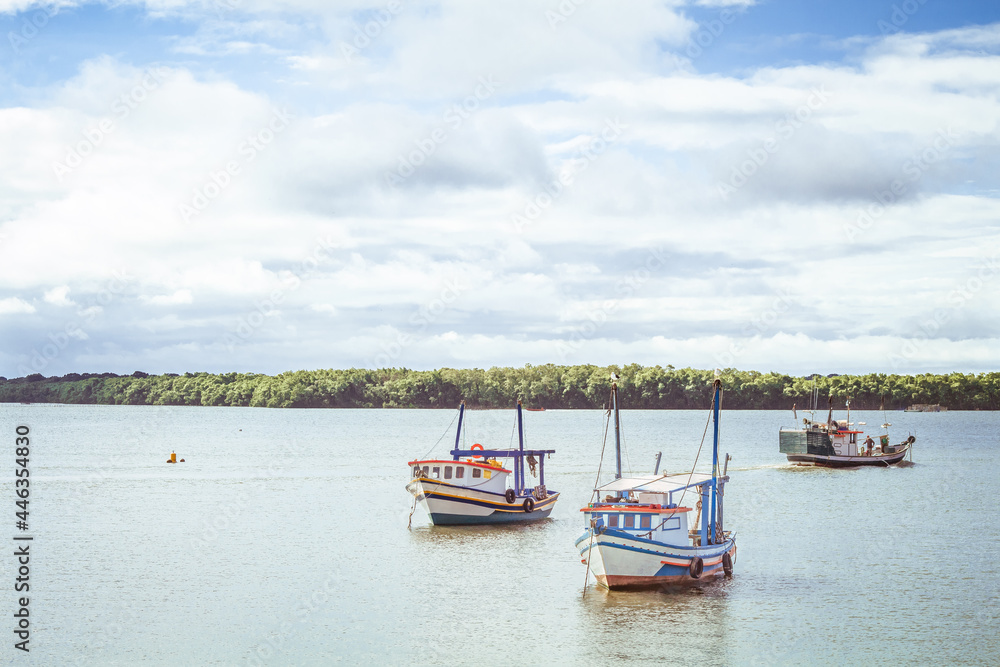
624;514;635;529
431;466;440;479
444;466;452;479
662;517;681;530
456;467;465;479
422;466;429;475
472;468;482;478
640;514;651;529
608;514;619;528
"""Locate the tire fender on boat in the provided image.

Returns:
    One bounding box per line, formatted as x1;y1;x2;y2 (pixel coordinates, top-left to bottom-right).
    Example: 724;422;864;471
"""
505;488;516;504
523;497;535;513
722;552;733;577
689;556;704;579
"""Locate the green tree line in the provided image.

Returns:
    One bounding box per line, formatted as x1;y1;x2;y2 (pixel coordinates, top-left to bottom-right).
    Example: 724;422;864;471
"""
2;365;998;410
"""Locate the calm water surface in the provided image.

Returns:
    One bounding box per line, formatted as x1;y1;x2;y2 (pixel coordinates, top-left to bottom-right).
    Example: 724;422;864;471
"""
1;404;998;665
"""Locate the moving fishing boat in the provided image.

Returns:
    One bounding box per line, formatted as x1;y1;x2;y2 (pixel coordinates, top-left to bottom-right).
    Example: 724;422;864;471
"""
779;398;914;467
406;401;558;525
576;375;735;590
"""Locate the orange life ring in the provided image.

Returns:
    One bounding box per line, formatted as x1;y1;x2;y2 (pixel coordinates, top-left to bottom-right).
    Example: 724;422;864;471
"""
470;443;484;459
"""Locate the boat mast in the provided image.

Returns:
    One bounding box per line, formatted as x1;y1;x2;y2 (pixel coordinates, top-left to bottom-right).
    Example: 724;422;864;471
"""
453;400;465;460
516;399;525;495
710;378;721;544
612;380;622;481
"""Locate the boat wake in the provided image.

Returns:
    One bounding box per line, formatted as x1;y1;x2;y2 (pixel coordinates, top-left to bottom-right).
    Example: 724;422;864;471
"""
730;463;790;472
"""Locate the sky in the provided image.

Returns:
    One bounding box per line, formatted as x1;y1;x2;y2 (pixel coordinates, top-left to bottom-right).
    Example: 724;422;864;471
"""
1;0;998;379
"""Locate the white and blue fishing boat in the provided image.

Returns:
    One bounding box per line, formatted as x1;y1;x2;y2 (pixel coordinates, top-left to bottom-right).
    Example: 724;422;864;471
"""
576;375;735;589
406;400;558;525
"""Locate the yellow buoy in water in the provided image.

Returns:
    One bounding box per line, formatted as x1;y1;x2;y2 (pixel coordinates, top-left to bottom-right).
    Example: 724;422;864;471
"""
169;452;177;463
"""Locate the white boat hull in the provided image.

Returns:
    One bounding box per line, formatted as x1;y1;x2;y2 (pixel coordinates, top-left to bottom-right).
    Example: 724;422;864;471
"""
577;529;735;589
407;478;558;525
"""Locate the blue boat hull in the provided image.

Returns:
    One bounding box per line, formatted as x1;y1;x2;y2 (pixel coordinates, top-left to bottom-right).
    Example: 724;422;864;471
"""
429;505;555;525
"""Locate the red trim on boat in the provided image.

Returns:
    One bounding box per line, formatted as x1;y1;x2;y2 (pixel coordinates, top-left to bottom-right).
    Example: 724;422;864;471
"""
580;505;693;513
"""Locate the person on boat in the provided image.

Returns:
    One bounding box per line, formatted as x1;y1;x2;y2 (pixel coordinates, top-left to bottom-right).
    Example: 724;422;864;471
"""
864;435;874;456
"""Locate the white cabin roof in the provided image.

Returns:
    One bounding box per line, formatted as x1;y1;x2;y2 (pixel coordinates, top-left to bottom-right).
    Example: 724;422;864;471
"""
596;472;719;494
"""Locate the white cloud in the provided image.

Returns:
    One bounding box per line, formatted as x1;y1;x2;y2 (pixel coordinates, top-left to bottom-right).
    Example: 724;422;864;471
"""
2;9;999;376
141;289;194;306
0;297;35;314
43;285;74;306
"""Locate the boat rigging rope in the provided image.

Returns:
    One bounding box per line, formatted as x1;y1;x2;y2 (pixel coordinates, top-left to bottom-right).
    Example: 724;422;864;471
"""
618;402;633;477
589;403;613;504
581;404;617;596
507;411;517;469
676;395;714;511
416;409;460;462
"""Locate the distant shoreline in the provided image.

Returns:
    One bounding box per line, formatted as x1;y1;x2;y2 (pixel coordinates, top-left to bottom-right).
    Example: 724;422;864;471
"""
4;402;986;411
2;365;996;410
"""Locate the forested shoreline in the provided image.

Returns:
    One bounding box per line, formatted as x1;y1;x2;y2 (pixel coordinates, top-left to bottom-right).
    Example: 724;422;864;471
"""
1;365;998;410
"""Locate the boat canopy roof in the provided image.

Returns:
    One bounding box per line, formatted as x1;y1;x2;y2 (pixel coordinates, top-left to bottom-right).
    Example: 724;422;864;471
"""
596;472;722;494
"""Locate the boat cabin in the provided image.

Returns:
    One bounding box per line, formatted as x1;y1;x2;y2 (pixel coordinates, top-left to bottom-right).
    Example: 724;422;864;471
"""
582;472;728;548
780;419;864;456
407;458;510;494
583;504;692;547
